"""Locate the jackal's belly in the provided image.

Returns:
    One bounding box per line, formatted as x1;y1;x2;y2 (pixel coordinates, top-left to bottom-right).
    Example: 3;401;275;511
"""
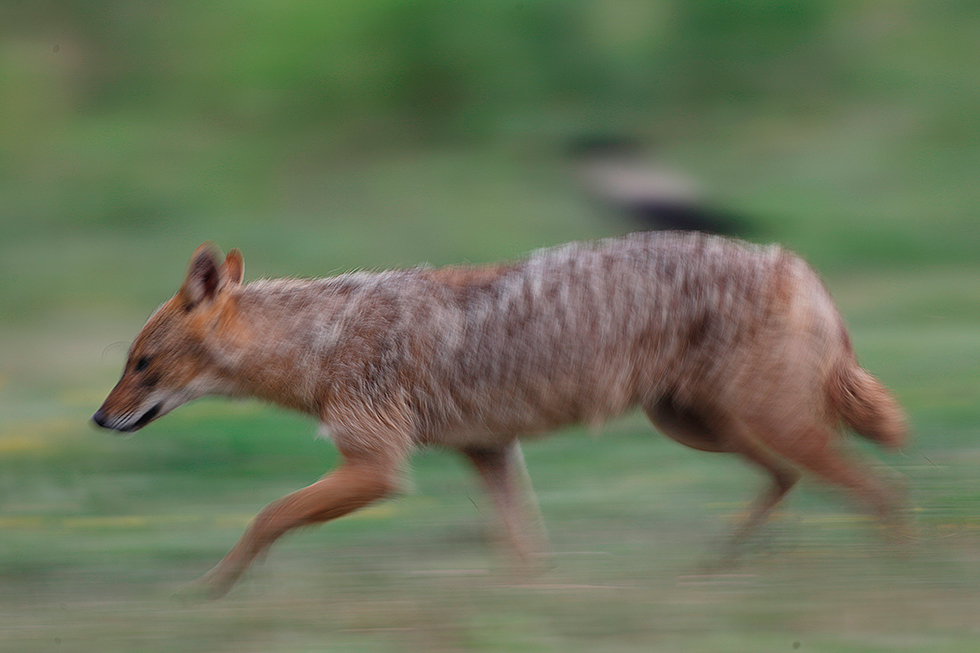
414;375;639;449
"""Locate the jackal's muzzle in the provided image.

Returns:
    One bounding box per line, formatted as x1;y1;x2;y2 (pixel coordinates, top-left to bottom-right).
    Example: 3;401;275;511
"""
92;402;163;433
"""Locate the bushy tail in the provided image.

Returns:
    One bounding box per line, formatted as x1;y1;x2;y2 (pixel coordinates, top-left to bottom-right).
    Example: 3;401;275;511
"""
830;363;908;450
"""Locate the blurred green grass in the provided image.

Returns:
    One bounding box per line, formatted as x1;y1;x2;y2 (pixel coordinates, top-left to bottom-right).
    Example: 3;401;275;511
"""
3;1;980;651
1;142;978;650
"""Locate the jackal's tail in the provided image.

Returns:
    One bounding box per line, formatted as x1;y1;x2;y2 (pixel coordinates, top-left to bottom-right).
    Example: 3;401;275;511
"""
830;363;908;450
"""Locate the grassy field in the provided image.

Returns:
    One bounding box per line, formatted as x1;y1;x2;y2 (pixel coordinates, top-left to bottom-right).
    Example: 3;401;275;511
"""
3;110;980;650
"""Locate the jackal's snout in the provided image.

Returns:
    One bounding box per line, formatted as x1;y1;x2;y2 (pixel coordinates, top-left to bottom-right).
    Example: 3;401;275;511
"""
91;408;111;429
91;400;163;433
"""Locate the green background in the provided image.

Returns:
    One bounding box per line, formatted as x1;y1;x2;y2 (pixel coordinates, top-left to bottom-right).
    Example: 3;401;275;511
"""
1;2;979;651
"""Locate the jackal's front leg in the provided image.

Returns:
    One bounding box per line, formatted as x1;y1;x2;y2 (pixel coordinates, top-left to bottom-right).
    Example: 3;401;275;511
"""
192;460;398;598
464;441;550;567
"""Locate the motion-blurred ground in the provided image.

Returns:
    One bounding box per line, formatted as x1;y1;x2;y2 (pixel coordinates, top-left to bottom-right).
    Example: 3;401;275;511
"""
2;3;979;651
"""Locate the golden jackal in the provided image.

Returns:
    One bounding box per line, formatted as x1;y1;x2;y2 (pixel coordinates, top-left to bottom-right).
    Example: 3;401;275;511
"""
93;232;907;597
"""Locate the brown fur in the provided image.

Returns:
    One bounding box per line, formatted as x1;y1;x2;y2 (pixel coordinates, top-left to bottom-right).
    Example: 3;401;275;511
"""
93;232;908;598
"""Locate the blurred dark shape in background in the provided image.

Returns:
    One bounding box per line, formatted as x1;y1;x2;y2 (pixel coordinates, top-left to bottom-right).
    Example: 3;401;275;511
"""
568;135;756;236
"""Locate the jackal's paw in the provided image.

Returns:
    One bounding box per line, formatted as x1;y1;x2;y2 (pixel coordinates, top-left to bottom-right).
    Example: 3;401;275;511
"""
172;570;240;603
171;579;214;605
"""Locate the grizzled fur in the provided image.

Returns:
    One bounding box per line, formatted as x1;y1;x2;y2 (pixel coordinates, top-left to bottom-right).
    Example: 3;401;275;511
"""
94;232;908;598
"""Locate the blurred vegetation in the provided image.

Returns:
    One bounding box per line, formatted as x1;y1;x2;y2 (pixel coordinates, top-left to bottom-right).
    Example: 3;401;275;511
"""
2;2;980;652
3;1;980;260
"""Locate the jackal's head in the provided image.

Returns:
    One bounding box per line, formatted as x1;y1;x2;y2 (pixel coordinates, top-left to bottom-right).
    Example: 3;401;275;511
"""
92;243;245;433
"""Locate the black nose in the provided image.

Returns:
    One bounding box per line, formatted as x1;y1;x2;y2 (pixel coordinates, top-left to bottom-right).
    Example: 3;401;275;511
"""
92;409;109;429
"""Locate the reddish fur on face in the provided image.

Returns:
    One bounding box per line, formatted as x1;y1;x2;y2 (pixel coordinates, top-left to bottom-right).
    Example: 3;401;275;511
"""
94;232;909;598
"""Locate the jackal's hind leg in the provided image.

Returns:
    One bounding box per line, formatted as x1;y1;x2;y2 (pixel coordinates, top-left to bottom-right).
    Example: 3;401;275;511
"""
463;441;550;568
719;428;802;559
645;398;801;558
757;425;908;535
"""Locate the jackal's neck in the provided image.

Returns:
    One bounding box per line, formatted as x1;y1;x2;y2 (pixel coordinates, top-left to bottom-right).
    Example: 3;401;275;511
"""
213;276;375;415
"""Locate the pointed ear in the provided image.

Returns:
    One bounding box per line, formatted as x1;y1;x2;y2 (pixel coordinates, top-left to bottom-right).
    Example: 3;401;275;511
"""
219;248;244;289
179;242;222;308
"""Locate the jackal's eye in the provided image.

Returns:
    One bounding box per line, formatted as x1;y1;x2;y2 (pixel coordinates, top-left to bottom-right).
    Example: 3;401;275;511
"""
135;356;152;372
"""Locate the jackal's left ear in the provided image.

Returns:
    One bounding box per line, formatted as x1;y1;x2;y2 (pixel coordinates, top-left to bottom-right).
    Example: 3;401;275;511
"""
180;242;223;308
